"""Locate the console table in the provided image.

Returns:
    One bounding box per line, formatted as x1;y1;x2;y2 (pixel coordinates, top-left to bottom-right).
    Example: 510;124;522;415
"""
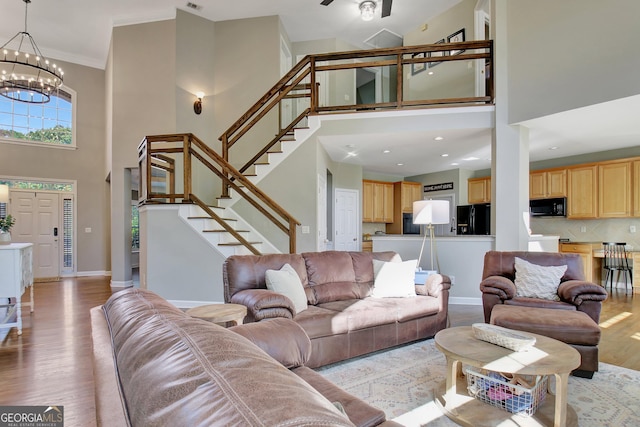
0;243;34;335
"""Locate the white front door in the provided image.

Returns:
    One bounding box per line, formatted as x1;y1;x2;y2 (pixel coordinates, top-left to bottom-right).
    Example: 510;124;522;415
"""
11;191;60;279
334;189;359;251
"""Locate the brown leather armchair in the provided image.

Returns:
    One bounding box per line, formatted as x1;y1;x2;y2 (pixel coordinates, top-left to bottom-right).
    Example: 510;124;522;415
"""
480;251;608;377
480;251;607;323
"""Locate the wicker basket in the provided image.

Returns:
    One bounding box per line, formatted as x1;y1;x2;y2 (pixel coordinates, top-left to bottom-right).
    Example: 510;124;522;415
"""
465;367;548;416
472;323;536;352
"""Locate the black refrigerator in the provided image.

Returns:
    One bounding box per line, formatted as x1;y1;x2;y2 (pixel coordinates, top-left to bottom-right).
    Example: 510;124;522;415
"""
456;203;491;235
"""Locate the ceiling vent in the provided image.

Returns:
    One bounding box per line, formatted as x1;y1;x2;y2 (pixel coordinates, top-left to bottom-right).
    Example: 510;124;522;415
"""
186;2;203;11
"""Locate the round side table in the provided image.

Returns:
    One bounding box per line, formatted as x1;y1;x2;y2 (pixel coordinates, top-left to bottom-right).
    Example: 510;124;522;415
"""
186;303;247;327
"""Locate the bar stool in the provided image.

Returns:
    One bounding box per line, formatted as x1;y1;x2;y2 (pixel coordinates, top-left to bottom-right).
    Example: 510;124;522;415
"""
602;242;633;296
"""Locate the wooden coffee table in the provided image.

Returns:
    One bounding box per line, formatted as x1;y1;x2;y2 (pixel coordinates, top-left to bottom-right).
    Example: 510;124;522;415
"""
185;303;247;327
434;326;580;427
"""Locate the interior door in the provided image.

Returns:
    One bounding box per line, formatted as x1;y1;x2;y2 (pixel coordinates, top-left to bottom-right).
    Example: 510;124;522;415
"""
10;191;60;279
317;173;328;251
334;189;359;251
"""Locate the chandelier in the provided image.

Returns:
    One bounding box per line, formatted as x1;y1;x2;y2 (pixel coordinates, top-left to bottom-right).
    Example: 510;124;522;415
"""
1;0;64;104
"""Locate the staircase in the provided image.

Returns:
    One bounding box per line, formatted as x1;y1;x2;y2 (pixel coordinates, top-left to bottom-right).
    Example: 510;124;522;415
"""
176;124;318;255
138;40;494;259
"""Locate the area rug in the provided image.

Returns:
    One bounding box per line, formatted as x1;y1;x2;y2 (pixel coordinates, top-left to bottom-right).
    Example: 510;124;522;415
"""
316;339;640;426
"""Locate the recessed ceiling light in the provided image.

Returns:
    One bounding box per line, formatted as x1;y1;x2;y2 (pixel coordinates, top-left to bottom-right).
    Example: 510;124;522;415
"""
434;136;444;141
397;163;404;166
383;149;391;154
462;157;479;161
441;153;449;157
451;162;459;166
548;146;559;150
428;71;434;75
347;152;357;157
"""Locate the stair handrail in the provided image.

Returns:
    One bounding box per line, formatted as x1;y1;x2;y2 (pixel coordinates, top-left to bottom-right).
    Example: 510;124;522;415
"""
218;41;494;195
138;133;301;254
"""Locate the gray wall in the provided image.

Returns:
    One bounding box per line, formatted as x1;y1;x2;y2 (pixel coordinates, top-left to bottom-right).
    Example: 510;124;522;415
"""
108;19;177;285
404;0;476;100
0;58;109;274
507;0;640;123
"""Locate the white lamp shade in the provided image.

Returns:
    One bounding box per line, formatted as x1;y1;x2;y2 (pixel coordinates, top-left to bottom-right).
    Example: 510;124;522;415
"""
413;200;450;225
0;184;8;204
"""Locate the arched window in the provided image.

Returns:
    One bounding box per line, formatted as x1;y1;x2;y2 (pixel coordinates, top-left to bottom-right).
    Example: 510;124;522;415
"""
0;86;76;148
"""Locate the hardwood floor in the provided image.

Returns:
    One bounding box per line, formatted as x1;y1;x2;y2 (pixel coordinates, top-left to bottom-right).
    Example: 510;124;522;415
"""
0;277;637;427
0;277;113;427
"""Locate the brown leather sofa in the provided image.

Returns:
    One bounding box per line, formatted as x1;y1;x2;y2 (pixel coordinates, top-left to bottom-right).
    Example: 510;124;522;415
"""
480;251;608;377
91;288;401;427
223;251;451;368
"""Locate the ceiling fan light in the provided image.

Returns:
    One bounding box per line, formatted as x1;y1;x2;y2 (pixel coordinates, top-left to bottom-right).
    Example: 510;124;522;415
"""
360;1;376;21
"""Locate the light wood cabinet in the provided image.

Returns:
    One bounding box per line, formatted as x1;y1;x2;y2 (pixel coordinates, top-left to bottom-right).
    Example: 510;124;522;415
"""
386;181;422;234
567;165;598;219
634;160;640;216
468;177;491;204
362;180;393;223
598;160;632;218
530;169;567;199
400;182;422;213
560;242;600;283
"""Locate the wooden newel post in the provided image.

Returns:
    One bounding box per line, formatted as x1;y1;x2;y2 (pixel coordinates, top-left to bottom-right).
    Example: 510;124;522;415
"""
183;135;191;202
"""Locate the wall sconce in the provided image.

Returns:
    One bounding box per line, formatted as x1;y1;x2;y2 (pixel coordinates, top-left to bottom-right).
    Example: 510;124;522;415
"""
359;1;376;21
194;92;204;115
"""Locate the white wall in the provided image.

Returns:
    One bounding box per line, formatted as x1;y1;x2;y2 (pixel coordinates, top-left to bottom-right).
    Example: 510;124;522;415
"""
141;205;226;305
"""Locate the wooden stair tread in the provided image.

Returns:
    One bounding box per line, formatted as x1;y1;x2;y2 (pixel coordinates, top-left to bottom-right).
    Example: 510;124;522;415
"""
188;216;237;221
218;242;261;246
202;229;249;233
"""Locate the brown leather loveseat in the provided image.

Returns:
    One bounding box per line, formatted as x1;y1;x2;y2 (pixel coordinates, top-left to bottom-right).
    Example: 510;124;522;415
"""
90;288;401;427
224;250;451;368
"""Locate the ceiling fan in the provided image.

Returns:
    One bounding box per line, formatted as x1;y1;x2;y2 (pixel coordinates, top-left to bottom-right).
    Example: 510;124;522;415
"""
321;0;393;18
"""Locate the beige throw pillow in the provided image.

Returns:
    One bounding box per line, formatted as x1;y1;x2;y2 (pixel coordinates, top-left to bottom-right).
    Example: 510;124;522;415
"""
371;259;417;298
514;257;567;301
265;263;308;313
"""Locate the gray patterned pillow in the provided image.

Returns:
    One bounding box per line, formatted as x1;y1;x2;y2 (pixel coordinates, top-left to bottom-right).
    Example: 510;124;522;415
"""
514;257;567;301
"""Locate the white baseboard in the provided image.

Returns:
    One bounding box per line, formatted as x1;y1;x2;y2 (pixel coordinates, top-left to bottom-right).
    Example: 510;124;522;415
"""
60;270;111;278
110;280;133;289
450;297;482;305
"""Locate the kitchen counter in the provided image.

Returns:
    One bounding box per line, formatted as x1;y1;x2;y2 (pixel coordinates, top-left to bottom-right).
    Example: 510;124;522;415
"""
372;235;495;304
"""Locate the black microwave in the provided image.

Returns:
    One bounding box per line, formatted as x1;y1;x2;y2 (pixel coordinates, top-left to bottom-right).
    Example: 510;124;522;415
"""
529;197;566;217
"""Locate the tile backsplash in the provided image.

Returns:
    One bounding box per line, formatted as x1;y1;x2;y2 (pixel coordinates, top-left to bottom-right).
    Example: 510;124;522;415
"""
531;217;640;249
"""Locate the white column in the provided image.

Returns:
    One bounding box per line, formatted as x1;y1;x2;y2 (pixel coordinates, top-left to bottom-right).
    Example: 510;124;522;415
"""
491;0;530;250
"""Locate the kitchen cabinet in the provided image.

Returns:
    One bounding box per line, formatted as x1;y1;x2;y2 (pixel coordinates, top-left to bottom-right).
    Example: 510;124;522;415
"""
567;165;598;219
468;177;491;204
386;181;422;234
400;182;422;213
634;160;640;216
362;180;393;223
530;169;567;199
559;242;600;283
362;241;373;252
598;160;632;218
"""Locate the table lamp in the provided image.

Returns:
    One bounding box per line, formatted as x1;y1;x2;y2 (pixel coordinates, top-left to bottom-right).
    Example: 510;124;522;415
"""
413;199;450;272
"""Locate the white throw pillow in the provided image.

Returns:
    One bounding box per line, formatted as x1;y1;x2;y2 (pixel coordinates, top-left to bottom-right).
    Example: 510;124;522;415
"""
514;257;567;301
265;263;308;313
371;259;417;298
